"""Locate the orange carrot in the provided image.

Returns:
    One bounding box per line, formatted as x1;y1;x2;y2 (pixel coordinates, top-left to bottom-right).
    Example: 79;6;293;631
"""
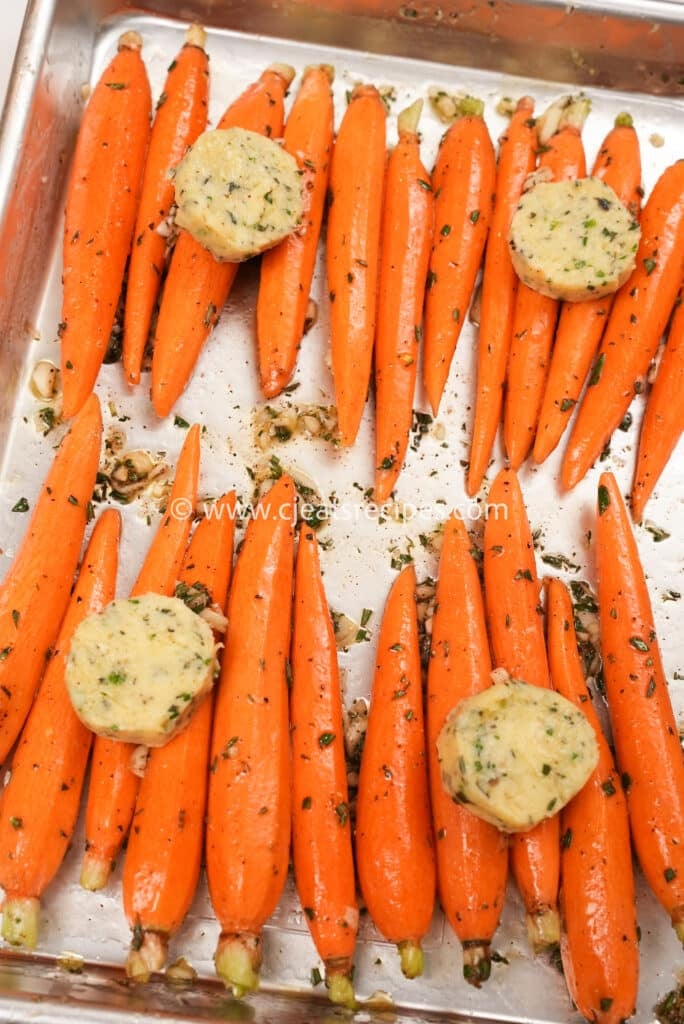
504;111;588;469
562;159;684;489
533;113;642;464
61;32;151;418
0;393;103;763
0;509;120;950
467;97;536;496
291;523;357;1008
123;491;236;981
326;83;386;446
151;64;294;419
257;65;334;398
206;476;295;996
81;424;200;891
631;291;684;522
374;100;434;504
483;467;559;952
596;471;684;944
423;98;496;417
355;565;436;979
427;514;508;986
122;24;209;386
546;577;639;1024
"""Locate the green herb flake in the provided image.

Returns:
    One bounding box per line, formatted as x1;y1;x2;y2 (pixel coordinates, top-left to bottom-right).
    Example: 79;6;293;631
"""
334;802;349;826
105;82;126;90
598;484;611;516
602;779;617;797
318;732;335;747
417;178;432;191
174;415;190;429
629;636;649;652
11;610;19;628
665;867;677;883
310;967;322;987
470;209;481;224
440;224;451;236
9;817;22;830
560;398;576;412
599;998;613;1013
12;498;29;513
304;906;316;921
643;257;657;275
588;352;605;386
560;828;572;850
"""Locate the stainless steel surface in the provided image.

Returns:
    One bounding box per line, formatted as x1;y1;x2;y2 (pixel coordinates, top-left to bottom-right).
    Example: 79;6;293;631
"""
0;1;682;1021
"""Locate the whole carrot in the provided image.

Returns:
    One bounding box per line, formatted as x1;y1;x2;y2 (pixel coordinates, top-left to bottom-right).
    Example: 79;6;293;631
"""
562;159;684;489
546;577;639;1024
355;565;436;979
596;471;684;943
124;492;236;981
467;97;536;496
291;524;357;1008
374;99;434;504
0;510;120;950
423;97;495;417
427;514;508;986
0;393;102;763
504;98;588;469
631;291;684;521
483;467;559;952
122;24;209;386
81;425;200;891
326;83;386;446
61;32;151;418
257;65;334;398
206;476;295;996
152;64;294;418
533;113;642;464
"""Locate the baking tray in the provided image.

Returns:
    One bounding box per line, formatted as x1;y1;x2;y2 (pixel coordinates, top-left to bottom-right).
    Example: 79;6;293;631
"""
0;0;683;1021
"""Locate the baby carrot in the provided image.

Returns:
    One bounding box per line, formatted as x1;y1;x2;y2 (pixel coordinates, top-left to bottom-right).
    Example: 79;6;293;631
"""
355;565;436;979
152;64;294;418
326;83;386;446
596;471;684;944
427;514;508;986
257;64;334;398
374;99;434;504
0;509;120;950
423;98;495;417
546;577;639;1024
207;476;295;996
483;467;559;952
124;492;236;981
61;32;151;418
122;24;209;386
0;393;103;763
81;425;200;891
467;97;536;496
291;524;357;1008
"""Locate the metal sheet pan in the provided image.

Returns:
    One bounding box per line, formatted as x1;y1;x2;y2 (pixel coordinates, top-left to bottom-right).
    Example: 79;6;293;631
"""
0;1;682;1020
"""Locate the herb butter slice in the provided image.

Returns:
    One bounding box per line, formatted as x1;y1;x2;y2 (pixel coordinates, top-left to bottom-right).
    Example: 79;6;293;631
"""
508;177;640;301
65;593;216;746
174;127;303;262
437;676;598;833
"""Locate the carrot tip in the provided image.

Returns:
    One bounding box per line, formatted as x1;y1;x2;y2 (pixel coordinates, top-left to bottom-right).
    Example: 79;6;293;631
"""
118;30;143;51
462;942;492;987
398;98;423;136
326;969;356;1009
303;63;335;84
214;932;262;997
525;907;560;953
266;63;296;87
614;111;634;128
80;852;112;891
1;898;40;950
184;23;207;49
126;931;168;983
397;939;424;979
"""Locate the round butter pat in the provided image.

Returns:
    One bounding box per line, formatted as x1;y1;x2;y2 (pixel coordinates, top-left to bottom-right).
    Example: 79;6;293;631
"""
508;177;640;302
437;677;598;833
65;593;216;746
174;127;303;262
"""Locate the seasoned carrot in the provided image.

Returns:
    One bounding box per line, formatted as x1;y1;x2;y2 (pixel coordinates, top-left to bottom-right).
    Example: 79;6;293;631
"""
427;514;508;986
61;32;151;419
546;577;639;1024
374;100;434;504
596;471;684;944
423;98;496;417
0;393;103;763
123;492;236;981
257;65;334;398
81;425;200;891
326;83;386;446
355;565;435;979
467;97;536;496
122;24;209;386
206;476;295;996
291;524;357;1008
0;510;120;950
483;467;559;952
533;113;642;464
504;103;588;469
151;64;294;418
562;159;684;489
631;291;684;522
